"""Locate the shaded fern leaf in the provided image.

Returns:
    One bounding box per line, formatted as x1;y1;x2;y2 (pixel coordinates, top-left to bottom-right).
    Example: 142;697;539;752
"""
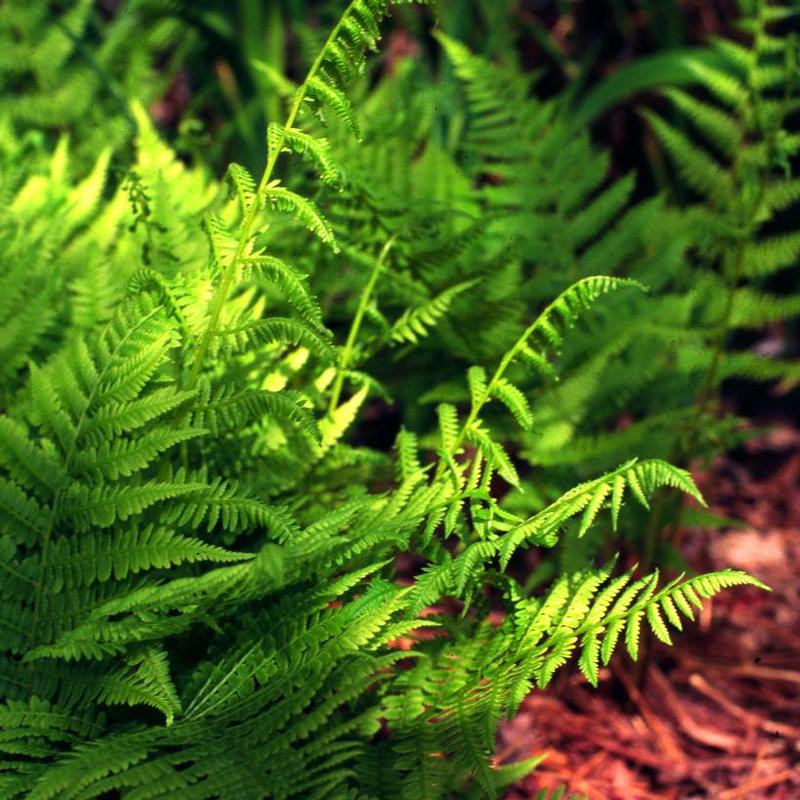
96;646;182;724
390;280;479;346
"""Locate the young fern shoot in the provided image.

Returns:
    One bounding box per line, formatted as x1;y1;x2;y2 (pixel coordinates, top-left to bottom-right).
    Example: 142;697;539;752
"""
189;0;430;391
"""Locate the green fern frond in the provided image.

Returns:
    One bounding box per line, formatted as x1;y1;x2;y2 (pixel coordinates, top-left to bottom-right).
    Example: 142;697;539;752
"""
194;383;321;441
507;277;646;374
662;88;741;156
642;110;733;203
227;162;258;215
390;280;479;346
742;231;800;277
262;184;339;251
490;378;533;429
0;3;778;797
518;565;765;688
213;316;337;362
97;645;182;725
239;254;326;331
498;459;703;567
41;527;250;591
268;123;342;186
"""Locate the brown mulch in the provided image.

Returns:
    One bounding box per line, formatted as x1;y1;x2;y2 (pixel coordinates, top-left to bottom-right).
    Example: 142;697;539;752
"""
501;426;800;799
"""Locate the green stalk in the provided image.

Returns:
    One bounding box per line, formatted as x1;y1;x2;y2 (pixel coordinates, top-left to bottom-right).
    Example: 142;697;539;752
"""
328;237;396;415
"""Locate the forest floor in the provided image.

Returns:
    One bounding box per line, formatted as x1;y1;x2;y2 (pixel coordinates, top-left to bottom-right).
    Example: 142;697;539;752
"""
500;424;800;800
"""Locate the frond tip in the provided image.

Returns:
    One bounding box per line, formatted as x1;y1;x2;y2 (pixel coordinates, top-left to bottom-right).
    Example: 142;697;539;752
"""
521;566;768;688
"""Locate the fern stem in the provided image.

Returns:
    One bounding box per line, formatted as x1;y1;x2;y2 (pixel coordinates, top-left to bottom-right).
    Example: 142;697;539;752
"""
328;237;396;414
187;2;362;390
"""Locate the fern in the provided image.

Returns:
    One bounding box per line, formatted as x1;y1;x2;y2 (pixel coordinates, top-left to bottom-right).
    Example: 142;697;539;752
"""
0;1;189;164
0;2;776;799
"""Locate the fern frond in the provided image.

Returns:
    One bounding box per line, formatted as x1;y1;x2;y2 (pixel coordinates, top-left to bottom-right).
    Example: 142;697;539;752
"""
262;184;339;251
239;254;326;331
41;527;250;591
498;459;703;567
97;646;181;725
268;123;341;186
302;0;429;138
742;231;800;277
642;110;733;203
213;316;337;362
662;88;741;156
465;423;520;487
507;277;646;375
194;383;320;441
390;280;479;346
517;565;766;688
227;162;258;215
490;378;533;430
71;426;203;481
685;59;748;108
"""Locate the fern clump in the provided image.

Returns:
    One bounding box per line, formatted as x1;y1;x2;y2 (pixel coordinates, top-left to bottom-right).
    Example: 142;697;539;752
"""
0;2;774;798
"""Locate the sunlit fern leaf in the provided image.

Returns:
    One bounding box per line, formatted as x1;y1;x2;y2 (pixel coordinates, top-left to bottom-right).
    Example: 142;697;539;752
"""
227;162;258;215
436;403;461;455
464;424;520;487
213;316;337;362
239;254;326;331
394;428;423;484
467;366;488;410
307;77;361;139
319;383;370;456
193;383;321;442
302;0;431;139
262;184;339;251
498;459;703;567
520;566;765;688
489;378;533;430
511;277;646;374
268;123;342;186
